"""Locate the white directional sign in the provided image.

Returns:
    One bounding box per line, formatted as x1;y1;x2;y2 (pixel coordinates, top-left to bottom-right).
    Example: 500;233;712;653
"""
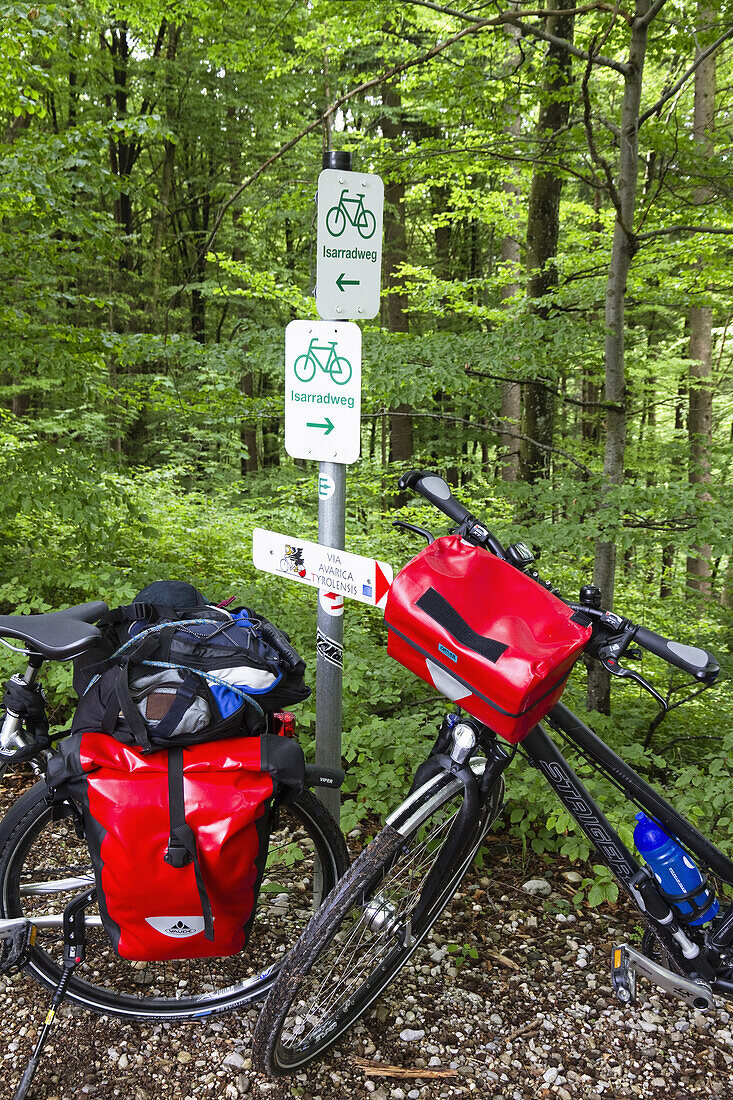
253;528;393;610
316;169;384;320
284;319;361;464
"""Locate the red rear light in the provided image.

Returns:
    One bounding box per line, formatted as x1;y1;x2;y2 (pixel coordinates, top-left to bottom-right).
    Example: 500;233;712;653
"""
273;711;296;738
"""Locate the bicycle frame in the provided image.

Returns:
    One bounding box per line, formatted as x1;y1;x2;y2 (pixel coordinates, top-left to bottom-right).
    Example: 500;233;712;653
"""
337;191;366;225
305;339;336;367
518;701;733;997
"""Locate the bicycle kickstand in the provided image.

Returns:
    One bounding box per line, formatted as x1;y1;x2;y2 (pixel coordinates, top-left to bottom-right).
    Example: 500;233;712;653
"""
12;885;96;1100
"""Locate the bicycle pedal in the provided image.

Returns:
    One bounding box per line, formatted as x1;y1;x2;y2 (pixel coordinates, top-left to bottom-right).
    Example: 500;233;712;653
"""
611;944;636;1005
611;942;714;1012
0;917;36;974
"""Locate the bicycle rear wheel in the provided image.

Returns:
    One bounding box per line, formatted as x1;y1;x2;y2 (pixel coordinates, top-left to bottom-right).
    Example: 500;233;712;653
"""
253;759;503;1073
0;781;348;1021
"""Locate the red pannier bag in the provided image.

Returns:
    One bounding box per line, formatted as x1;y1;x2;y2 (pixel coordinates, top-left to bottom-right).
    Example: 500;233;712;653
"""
385;534;592;743
45;731;305;961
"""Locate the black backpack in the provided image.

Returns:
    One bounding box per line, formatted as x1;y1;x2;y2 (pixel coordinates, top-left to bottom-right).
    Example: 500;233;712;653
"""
72;582;311;752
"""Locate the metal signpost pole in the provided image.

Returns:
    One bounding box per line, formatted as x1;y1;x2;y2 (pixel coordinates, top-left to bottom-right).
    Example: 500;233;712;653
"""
276;150;382;820
315;460;346;822
315;149;351;824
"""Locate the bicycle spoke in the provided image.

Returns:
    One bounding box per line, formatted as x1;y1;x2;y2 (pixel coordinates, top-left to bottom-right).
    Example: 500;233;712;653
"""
279;800;462;1049
2;785;346;1018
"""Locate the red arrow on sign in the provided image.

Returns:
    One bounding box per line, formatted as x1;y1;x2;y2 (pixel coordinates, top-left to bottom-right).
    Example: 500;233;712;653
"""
321;591;344;615
374;562;391;609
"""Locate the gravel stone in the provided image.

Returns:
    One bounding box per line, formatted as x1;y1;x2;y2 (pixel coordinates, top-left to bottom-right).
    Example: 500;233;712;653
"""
223;1052;246;1069
521;878;552;897
2;775;732;1100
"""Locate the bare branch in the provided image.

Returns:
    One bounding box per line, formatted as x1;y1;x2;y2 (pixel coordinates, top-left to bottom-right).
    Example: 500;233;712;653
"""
636;224;733;242
400;0;632;22
511;17;630;73
581;41;624;218
639;24;733;126
635;0;668;28
365;409;594;475
466;368;619;411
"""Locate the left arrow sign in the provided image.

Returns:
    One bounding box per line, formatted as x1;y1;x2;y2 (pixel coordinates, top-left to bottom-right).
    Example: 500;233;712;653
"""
336;273;360;292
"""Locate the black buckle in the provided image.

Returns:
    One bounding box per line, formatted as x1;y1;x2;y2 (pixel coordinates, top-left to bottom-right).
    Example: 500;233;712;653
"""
164;838;193;868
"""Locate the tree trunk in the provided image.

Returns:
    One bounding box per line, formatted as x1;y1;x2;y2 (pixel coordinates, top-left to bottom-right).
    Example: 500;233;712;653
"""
520;0;575;484
382;81;412;466
241;370;258;475
150;23;179;318
686;6;716;596
587;1;653;713
498;16;522;482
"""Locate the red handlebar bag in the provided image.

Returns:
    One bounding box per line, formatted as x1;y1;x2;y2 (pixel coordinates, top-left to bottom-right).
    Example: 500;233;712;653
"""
46;731;305;960
385;535;592;743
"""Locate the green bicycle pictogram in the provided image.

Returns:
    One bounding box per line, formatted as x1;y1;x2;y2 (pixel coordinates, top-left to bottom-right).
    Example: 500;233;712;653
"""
325;189;377;240
294;338;352;386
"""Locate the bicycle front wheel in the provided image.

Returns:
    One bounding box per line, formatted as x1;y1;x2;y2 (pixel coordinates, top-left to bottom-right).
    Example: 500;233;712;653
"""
0;781;348;1021
253;759;503;1073
356;209;377;239
330;356;352;385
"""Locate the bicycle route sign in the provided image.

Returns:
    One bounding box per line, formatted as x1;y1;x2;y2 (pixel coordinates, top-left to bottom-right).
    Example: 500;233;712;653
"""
253;527;393;610
316;168;384;320
284;319;362;464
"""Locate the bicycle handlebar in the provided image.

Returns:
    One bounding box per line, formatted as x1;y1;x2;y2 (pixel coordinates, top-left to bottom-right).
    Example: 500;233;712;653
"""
398;471;720;689
304;764;345;789
398;470;473;526
632;625;719;685
398;470;507;557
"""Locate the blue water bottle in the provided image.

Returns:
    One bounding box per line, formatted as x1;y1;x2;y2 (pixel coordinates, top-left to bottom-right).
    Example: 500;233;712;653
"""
634;812;719;926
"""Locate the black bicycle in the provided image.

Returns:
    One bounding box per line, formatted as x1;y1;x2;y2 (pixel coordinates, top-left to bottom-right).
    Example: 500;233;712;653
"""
0;603;349;1023
253;470;729;1074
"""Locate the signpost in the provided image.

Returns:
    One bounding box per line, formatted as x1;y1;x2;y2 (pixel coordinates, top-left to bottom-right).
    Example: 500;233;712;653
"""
272;149;383;821
316;168;384;321
284;320;362;465
253;529;393;609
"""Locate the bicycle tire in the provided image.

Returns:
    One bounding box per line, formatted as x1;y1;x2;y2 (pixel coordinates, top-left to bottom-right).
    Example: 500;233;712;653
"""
253;759;503;1073
325;205;346;237
356;209;377;240
0;780;348;1021
330;356;352;386
293;353;316;383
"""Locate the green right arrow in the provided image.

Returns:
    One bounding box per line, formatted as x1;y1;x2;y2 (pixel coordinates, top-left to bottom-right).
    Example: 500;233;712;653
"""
307;417;335;435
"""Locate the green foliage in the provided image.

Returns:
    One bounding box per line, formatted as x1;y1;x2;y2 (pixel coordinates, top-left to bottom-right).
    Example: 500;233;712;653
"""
446;942;479;968
0;0;730;920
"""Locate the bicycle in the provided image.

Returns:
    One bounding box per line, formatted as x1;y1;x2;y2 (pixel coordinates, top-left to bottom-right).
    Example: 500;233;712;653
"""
253;469;729;1075
0;602;349;1028
325;189;377;240
280;544;306;577
293;338;352;386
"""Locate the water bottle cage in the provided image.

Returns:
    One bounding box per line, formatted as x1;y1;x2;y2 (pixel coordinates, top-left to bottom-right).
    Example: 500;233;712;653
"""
654;874;716;926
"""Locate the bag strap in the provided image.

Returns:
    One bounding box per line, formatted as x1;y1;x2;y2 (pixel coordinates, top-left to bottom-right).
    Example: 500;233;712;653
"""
163;747;214;942
113;666;154;752
103;602;155;626
145;671;201;742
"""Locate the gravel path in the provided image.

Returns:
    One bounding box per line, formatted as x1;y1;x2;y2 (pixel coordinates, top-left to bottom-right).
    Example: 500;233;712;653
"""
2;776;732;1100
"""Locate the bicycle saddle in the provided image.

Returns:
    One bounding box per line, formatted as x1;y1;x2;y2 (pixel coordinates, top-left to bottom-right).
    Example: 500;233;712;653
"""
0;601;108;660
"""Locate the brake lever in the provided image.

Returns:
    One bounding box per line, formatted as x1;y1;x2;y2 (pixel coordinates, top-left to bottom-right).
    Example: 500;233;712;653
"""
392;521;435;545
600;655;668;711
